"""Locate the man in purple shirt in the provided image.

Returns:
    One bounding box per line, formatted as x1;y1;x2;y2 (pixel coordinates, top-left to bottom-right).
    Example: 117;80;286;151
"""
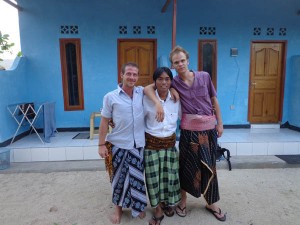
144;46;226;222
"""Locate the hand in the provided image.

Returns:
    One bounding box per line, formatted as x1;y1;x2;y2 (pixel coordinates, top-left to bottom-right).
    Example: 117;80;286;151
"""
155;103;164;122
170;87;180;102
98;145;108;158
216;123;224;137
108;119;115;128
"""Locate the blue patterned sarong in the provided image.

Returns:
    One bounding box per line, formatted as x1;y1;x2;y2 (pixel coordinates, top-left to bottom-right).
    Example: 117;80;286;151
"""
111;146;147;217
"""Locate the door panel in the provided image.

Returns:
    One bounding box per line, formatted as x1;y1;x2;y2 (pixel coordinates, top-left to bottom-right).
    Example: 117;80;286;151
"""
118;39;157;87
248;42;285;123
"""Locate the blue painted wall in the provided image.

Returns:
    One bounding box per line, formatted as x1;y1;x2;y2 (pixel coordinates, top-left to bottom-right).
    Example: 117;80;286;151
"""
0;57;30;141
1;0;300;143
290;56;300;126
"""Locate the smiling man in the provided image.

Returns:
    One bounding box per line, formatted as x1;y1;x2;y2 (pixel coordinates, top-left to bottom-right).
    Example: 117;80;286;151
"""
143;67;181;225
98;62;147;224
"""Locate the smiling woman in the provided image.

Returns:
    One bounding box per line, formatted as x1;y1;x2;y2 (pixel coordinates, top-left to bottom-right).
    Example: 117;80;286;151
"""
0;0;21;70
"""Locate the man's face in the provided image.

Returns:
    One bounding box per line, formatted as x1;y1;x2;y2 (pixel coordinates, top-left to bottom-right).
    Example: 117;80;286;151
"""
155;72;172;93
171;52;189;74
121;66;139;88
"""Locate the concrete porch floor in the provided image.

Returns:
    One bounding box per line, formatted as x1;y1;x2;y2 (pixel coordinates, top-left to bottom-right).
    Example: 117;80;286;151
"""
5;128;300;163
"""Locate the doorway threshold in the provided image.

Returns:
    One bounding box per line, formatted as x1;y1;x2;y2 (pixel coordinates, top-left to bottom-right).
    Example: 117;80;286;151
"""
251;124;280;129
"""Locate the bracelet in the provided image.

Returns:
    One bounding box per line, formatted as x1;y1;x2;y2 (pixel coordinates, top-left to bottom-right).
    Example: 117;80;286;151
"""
98;143;106;146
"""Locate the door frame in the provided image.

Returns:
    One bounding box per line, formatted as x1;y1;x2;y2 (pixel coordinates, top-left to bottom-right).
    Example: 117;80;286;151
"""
117;38;157;84
248;40;287;123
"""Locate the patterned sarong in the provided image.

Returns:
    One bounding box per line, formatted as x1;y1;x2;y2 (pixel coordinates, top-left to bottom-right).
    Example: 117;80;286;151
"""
111;146;147;217
144;145;181;208
179;128;220;205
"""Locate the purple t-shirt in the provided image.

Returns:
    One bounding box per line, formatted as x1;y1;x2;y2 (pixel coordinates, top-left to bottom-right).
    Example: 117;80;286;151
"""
172;71;217;116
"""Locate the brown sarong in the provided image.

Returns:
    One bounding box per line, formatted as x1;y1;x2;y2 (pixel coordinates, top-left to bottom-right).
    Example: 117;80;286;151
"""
145;133;176;150
104;141;113;183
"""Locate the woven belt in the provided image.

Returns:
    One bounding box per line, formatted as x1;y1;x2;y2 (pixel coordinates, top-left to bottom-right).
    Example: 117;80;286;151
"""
145;132;176;150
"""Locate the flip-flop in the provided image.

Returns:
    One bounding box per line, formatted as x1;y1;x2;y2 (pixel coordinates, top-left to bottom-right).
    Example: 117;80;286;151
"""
149;215;164;225
205;207;226;222
175;205;187;217
160;203;174;217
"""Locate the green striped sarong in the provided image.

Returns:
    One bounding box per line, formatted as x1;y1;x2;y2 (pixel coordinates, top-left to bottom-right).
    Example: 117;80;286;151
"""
144;146;181;207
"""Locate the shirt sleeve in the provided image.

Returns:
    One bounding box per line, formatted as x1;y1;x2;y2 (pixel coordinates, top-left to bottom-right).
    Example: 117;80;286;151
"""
101;93;112;118
203;72;217;98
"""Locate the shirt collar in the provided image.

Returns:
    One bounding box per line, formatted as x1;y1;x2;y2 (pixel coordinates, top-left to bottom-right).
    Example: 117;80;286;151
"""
155;89;172;102
117;84;141;95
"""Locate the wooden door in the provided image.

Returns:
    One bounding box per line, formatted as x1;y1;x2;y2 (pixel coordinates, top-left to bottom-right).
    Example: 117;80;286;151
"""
248;42;286;123
118;39;157;87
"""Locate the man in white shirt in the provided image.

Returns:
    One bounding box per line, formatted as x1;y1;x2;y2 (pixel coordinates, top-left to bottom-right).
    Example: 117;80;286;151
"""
98;62;147;224
143;67;181;225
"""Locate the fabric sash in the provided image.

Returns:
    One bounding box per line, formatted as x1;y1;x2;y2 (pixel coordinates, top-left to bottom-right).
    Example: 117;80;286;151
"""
180;114;216;131
104;141;114;183
145;132;176;150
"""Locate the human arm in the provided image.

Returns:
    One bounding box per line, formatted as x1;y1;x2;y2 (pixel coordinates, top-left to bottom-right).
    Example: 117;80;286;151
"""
170;87;180;102
98;116;110;158
144;83;164;122
211;96;224;137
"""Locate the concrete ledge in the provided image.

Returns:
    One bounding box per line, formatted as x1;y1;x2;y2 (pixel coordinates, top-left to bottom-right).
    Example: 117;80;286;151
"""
216;155;299;170
1;156;300;174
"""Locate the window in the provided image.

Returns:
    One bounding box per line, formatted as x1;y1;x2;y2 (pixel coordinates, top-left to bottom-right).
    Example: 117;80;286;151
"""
198;40;217;90
59;38;84;110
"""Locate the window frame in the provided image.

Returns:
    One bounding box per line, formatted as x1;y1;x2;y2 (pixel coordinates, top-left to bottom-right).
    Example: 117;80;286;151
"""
59;38;84;111
198;39;218;90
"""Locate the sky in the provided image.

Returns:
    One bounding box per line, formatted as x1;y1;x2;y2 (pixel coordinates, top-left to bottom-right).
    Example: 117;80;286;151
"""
0;0;21;60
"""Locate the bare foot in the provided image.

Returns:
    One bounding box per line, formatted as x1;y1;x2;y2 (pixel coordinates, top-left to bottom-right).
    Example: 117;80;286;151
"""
109;206;122;224
138;211;146;219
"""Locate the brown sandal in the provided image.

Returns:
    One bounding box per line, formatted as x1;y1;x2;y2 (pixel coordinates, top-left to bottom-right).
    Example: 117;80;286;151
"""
160;203;174;217
149;215;164;225
175;205;187;217
205;207;226;222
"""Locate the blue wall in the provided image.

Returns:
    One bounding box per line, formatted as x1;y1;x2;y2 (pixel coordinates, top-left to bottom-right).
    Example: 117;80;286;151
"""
290;56;300;127
1;0;300;142
0;57;30;141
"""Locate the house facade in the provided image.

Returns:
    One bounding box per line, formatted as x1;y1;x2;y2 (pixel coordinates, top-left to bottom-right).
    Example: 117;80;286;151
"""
0;0;300;145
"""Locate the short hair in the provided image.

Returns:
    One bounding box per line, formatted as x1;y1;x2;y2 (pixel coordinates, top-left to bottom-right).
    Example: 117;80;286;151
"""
121;62;139;74
153;67;173;81
169;45;190;63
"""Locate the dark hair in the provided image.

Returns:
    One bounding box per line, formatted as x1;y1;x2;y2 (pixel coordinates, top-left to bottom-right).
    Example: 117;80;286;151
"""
153;67;173;81
169;45;189;63
121;62;139;74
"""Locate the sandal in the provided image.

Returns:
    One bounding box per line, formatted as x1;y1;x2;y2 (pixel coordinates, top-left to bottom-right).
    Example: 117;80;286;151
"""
160;203;174;217
175;205;187;217
149;215;164;225
205;206;226;222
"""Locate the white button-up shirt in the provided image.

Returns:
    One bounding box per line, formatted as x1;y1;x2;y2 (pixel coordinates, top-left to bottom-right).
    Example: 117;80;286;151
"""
143;90;180;138
101;85;145;149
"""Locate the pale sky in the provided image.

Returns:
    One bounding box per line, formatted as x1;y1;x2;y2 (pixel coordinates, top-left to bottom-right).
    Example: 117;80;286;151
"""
0;0;21;59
